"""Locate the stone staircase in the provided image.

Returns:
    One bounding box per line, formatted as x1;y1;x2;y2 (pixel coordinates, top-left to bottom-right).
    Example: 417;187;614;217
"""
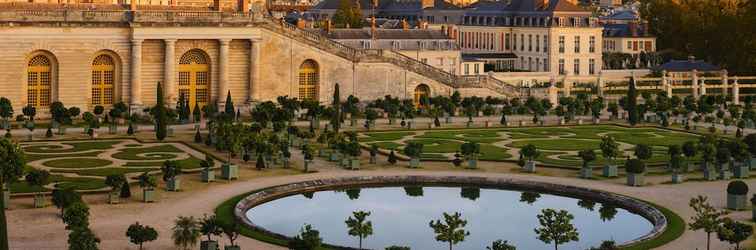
260;19;519;97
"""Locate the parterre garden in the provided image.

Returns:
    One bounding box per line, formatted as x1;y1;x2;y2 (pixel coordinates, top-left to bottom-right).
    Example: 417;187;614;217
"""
10;139;207;193
359;125;702;169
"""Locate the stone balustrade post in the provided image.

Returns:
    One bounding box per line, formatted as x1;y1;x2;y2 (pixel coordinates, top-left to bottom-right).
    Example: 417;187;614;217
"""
692;70;700;98
733;76;740;105
722;69;729;97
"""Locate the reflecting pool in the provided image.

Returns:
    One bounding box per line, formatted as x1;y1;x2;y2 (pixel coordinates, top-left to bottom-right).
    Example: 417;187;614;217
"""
246;186;653;250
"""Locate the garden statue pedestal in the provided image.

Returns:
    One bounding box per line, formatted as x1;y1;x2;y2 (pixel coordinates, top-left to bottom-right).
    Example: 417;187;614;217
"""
703;168;717;181
577;119;583;125
221;164;238;180
409;158;420;168
33;195;45;208
524;161;536;173
200;241;218;250
627;173;645;186
202;168;215;182
602;165;617;177
350;159;360;170
728;193;747;210
108;192;120;204
142;189;155;203
485;121;491;128
167;178;181;191
734;165;750;178
580;167;592;179
671;173;685;184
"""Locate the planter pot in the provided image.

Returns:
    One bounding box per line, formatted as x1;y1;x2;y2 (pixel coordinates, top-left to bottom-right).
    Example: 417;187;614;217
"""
108;192;120;204
2;189;9;209
671;173;685;184
524;161;536;173
485;121;491;128
202;169;215;183
626;173;645;186
750;158;756;170
329;152;342;162
194;124;201;131
369;155;376;164
166;178;181;191
727;193;748;210
167;127;174;137
409;158;420;168
142;189;155;203
445;116;452;124
221;164;238;180
467;159;477;169
200;241;219;250
318;148;326;157
33;195;45;208
283;158;290;168
57;127;66;135
593;118;600;124
466;121;473;128
407;121;415;129
602;165;617;177
734;166;750;178
577;119;583;125
310;118;320;130
580;167;592;179
225;246;241;250
340;158;349;168
703;168;717;181
350;159;360;170
719;169;733;180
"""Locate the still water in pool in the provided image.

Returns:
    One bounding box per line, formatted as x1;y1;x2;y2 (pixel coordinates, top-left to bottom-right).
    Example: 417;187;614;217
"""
246;186;653;249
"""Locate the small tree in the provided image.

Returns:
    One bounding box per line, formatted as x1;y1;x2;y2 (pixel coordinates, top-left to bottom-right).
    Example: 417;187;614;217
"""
153;82;168;141
67;227;100;250
126;222;159;250
600;136;621;165
682;141;697;167
105;174;126;195
429;212;470;250
717;218;753;250
634;144;653;161
172;216;201;250
332;83;341;132
220;220;241;247
534;209;580;250
345;210;373;249
689;195;729;250
403;142;424;160
578;149;596;169
161;160;181;184
288;224;322;250
138;172;156;191
25;169;50;203
62;202;90;230
199;214;222;242
520;144;540;162
0;137;26;249
51;187;81;217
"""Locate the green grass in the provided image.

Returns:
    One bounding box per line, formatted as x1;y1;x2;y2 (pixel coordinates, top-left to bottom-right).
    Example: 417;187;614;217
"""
478;144;512;161
368;141;403;150
53;167;159;177
510;139;602;151
23;141;120;153
358;132;415;142
123;157;204;170
111;145;183;160
10;175;107;193
25;151;104;162
406;139;463;154
42;158;112;169
620;202;685;250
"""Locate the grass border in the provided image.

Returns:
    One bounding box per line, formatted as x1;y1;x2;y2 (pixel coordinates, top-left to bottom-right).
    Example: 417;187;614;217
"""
620;200;686;250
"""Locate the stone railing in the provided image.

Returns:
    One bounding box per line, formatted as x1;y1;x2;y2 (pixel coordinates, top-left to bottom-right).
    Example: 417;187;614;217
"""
260;19;360;61
234;175;669;249
0;9;263;25
362;49;459;87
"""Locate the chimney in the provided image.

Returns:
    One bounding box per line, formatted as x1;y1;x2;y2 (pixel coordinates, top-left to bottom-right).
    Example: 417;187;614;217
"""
297;18;306;28
421;0;433;9
401;19;409;30
370;16;377;39
628;22;637;37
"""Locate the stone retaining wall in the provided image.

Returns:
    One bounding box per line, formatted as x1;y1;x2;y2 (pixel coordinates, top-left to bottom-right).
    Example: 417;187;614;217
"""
234;175;668;248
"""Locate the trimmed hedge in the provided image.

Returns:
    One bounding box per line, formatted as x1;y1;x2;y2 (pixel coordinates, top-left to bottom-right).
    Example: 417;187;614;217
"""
727;180;749;195
625;159;646;174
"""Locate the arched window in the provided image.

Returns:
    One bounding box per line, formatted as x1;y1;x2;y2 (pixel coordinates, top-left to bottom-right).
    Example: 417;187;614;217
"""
298;60;319;101
27;55;52;108
413;84;431;108
178;49;210;112
92;54;115;106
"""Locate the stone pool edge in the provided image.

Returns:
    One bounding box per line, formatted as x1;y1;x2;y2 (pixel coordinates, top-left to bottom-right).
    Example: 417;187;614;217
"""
233;175;668;248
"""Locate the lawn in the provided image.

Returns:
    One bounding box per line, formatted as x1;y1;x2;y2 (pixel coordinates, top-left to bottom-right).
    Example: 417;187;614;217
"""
42;158;113;169
23;141;121;153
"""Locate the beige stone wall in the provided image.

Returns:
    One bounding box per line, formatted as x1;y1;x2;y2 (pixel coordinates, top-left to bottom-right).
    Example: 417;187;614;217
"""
141;39;165;106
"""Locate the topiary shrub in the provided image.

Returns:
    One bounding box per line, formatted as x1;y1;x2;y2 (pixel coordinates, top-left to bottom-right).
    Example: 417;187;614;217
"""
751;194;756;205
625;159;646;174
727;180;749;195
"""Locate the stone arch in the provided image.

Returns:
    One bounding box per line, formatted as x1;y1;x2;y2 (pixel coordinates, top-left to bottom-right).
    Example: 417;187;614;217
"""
298;59;319;101
178;49;211;112
90;50;122;107
413;84;431;108
25;50;58;109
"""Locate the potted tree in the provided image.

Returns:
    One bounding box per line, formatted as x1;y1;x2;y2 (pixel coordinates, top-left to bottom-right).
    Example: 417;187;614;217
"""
600;136;620;177
682;141;698;172
670;153;685;184
221;220;241;250
727;180;749;210
302;144;314;173
744;134;756;169
104;174;126;204
460;142;480;169
0;98;12;130
716;146;733;180
403;142;424;168
700;143;717;181
201;154;215;183
25;169;49;208
343;141;361;170
364;109;378;131
578;149;596;179
751;194;756;221
369;145;378;164
625;159;646;187
199;215;222;250
730;140;751;178
521;144;540;173
22;104;35;141
138;172;157;203
161;160;181;192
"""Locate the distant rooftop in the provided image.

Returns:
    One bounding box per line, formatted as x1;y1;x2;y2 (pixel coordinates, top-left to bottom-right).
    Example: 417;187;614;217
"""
319;28;452;40
657;57;721;72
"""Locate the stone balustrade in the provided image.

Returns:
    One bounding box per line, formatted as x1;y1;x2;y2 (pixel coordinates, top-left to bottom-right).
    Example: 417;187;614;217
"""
0;9;263;25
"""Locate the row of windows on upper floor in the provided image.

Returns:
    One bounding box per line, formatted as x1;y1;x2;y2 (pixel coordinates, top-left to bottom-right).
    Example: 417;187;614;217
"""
603;39;655;52
458;32;598;54
352;40;458;50
460;15;598;27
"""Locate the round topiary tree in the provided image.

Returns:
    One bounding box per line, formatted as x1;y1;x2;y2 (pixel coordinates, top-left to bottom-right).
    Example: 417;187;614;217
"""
728;180;749;196
625;159;646;174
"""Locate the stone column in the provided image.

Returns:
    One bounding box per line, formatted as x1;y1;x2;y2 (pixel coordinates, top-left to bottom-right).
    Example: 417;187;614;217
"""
248;39;260;103
692;70;700;98
596;74;605;97
733;76;740;105
662;71;672;97
721;69;729;98
164;39;177;103
130;39;143;108
218;39;231;105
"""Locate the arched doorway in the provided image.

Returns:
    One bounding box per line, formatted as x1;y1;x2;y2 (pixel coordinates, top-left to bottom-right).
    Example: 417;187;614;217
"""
298;60;319;101
91;54;116;106
27;54;54;108
413;84;431;108
178;49;210;112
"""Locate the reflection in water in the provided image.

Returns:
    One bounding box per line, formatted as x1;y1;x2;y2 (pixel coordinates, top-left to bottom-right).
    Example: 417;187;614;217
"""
302;192;315;199
460;187;480;201
247;186;653;250
404;186;424;197
346;188;361;200
520;191;541;204
578;199;597;211
600;204;618;222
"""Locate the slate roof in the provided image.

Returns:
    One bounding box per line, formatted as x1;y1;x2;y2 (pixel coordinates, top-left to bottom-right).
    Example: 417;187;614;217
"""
462;53;518;60
312;0;586;13
603;23;652;37
600;10;638;20
656;59;721;72
321;28;453;40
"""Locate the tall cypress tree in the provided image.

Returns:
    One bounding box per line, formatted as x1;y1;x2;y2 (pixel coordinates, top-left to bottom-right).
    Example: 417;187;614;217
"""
627;77;639;126
154;82;167;141
332;83;341;132
224;90;234;119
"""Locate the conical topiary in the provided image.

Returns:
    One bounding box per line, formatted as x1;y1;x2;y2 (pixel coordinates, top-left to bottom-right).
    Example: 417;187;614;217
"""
119;182;131;198
46;127;53;138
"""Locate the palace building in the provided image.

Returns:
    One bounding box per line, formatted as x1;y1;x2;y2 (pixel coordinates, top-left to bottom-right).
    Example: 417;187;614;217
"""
0;0;513;117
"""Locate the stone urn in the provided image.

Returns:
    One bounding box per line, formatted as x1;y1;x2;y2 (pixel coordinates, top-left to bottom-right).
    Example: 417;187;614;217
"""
627;173;645;186
734;164;750;178
221;163;238;180
108;192;120;204
671;172;685;184
580;167;592;179
727;181;749;210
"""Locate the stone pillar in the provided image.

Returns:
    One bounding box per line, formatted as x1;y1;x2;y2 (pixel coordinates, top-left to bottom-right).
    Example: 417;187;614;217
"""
248;39;260;103
596;74;605;97
563;79;571;97
164;39;177;104
733;76;740;105
130;39;143;108
662;70;672;97
722;69;729;98
218;39;231;105
692;70;700;98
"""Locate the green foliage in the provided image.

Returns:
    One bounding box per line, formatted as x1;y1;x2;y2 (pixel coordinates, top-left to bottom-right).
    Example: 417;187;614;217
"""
161;160;181;182
634;144;653;160
625;159;646;174
599;136;620;164
199;214;222;242
332;84;341;132
137;172;156;189
67;227;100;250
534;209;580;250
104;174;126;191
172;216;201;250
25;169;50;190
62;202;90;230
460;142;480;157
385;246;411;250
51;187;82;217
520;144;540;160
331;0;363;28
627;79;638;125
388;150;397;165
345;210;373;249
727;181;749;195
578;149;596;168
0;97;13;121
403;142;424;158
288;224;322;250
716;218;752;250
153;82;168;141
487;239;517;250
429;212;469;250
689;195;729;250
126;222;159;250
120;182;132;198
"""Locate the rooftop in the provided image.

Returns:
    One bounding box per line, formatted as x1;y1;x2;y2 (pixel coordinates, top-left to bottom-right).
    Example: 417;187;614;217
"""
319;28;453;40
657;57;721;72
